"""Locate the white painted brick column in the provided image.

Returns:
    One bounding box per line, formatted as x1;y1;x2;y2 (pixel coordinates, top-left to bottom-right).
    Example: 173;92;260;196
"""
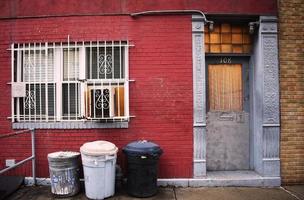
192;14;206;178
259;16;281;178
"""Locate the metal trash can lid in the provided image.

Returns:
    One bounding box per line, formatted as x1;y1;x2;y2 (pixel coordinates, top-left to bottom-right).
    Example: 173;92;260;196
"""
123;140;163;156
48;151;80;161
80;140;118;156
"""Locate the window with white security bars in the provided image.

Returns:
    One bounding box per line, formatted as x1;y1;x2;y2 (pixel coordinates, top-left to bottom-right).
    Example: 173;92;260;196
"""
11;41;130;126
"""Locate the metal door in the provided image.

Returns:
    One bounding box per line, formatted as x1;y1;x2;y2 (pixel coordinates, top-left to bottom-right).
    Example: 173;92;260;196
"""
206;56;250;171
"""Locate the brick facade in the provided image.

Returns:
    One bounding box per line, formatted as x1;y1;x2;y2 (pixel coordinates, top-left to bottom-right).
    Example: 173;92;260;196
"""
0;1;280;181
0;15;193;178
279;0;304;184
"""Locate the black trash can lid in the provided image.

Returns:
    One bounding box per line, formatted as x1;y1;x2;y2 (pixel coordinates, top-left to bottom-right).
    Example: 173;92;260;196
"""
123;140;163;156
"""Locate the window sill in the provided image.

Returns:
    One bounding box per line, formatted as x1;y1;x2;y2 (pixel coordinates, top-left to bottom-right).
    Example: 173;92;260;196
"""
12;121;129;129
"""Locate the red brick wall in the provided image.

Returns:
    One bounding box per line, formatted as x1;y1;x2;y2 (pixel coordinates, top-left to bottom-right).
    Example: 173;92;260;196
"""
279;0;304;184
0;0;277;18
0;15;193;178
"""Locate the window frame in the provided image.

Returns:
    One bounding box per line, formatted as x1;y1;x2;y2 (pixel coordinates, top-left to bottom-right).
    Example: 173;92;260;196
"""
205;55;250;113
11;41;130;129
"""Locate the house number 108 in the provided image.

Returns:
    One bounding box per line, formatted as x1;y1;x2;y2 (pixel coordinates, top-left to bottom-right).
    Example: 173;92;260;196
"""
220;57;232;64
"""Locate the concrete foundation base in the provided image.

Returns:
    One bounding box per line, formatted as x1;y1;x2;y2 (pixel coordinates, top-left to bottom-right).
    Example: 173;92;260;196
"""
158;171;281;187
25;171;280;188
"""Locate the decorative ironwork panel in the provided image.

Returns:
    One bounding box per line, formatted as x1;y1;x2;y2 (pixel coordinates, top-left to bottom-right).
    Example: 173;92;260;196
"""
24;90;36;110
95;89;110;110
98;54;113;76
24;54;35;78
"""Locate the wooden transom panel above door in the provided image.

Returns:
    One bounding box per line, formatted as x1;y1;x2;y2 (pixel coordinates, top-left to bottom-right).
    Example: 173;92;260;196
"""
205;23;253;54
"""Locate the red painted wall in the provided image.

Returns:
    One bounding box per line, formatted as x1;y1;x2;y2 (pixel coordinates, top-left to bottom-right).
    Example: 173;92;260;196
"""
0;0;277;18
0;0;277;179
0;15;193;178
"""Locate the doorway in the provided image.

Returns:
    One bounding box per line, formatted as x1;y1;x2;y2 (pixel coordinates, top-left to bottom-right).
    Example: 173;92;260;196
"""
206;56;250;171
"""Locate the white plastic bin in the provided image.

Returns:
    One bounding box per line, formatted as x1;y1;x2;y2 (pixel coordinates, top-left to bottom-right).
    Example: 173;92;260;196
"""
80;141;118;200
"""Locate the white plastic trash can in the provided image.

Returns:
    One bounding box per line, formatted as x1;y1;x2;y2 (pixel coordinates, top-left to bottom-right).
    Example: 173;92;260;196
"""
80;140;118;200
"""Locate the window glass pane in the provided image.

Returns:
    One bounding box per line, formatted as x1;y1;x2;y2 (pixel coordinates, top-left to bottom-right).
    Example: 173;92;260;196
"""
13;51;18;82
23;49;54;82
86;47;124;79
18;83;55;121
221;44;232;53
47;83;56;118
232;33;243;44
232;45;243;53
90;88;111;118
210;44;221;53
86;85;125;119
62;83;80;118
208;64;243;111
63;48;79;81
221;33;232;43
114;86;124;117
221;23;231;33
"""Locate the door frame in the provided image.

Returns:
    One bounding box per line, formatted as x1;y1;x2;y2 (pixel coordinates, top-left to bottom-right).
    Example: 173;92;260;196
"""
192;16;280;183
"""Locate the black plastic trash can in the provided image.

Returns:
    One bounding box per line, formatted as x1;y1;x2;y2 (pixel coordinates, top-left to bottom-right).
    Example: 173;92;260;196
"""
123;140;163;197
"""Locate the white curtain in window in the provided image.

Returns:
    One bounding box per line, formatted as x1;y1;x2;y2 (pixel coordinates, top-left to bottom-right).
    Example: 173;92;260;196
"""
208;64;243;111
63;48;79;81
23;50;54;82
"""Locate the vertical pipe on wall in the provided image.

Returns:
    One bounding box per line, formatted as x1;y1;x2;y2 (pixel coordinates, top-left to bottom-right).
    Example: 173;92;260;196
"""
31;129;36;185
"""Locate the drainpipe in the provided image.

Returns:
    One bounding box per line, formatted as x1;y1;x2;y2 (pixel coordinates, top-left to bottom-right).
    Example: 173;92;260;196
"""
130;10;214;30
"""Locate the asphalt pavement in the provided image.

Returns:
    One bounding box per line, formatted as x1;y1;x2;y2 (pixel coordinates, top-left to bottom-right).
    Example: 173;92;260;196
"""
6;185;304;200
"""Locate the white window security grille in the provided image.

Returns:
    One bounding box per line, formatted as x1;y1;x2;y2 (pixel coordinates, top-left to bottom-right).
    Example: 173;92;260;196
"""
11;41;130;123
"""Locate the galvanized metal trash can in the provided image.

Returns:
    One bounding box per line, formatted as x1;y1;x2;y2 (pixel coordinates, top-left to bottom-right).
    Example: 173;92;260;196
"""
123;140;163;197
47;151;81;197
80;140;118;200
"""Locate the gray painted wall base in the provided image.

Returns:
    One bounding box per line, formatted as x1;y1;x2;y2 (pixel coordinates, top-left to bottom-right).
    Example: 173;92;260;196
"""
193;159;206;178
25;171;280;187
25;177;51;186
